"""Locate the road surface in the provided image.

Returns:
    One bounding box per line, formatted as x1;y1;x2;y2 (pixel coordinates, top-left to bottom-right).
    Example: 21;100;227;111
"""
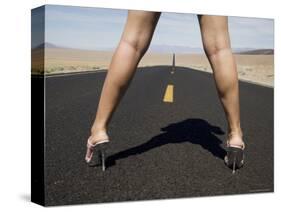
44;65;273;206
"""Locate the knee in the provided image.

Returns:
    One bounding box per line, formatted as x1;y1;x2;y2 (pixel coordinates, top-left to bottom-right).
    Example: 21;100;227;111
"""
203;40;231;58
121;35;150;56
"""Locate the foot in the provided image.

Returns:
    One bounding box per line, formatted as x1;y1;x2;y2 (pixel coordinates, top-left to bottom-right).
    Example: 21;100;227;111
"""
88;130;109;145
225;131;245;173
85;130;109;163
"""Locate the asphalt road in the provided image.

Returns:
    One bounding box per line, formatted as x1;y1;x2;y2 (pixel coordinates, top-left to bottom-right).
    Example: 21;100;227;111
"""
45;66;273;206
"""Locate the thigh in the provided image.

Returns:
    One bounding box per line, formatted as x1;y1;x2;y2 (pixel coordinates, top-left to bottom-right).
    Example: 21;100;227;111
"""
197;15;230;49
198;15;228;34
121;10;161;48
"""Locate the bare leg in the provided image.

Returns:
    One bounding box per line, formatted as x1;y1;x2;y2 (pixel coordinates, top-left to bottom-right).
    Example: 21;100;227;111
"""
89;11;161;143
198;15;244;146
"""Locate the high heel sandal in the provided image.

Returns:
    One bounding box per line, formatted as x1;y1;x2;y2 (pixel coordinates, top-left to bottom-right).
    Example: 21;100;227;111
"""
224;133;245;174
85;135;110;171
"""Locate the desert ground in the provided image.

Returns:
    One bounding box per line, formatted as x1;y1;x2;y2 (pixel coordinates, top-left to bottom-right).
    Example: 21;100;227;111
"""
32;47;274;87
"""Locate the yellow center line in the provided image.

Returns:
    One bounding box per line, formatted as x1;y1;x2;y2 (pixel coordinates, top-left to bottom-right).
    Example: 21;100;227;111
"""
163;84;174;103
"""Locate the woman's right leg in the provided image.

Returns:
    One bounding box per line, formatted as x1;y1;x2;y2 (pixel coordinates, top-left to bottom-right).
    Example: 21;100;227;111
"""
198;15;243;146
89;10;161;143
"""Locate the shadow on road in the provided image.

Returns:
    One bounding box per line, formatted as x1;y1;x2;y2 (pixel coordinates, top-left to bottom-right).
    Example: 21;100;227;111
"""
107;118;226;167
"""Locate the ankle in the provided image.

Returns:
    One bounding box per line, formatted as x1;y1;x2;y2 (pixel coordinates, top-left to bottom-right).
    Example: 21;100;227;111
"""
228;126;243;137
91;121;106;131
91;125;108;138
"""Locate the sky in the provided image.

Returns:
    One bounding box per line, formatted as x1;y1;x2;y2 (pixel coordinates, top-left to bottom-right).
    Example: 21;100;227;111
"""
32;5;274;52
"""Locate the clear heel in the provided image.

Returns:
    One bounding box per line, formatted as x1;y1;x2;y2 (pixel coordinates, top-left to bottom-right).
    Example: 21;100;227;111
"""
224;133;245;174
96;142;108;171
232;154;237;174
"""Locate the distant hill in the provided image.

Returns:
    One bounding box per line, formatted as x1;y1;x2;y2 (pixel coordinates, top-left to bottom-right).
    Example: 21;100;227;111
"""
32;42;101;52
148;45;274;55
237;49;274;55
32;42;274;55
32;42;60;50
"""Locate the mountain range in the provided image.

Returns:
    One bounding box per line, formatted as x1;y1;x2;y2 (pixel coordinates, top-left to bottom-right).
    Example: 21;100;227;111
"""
33;42;274;55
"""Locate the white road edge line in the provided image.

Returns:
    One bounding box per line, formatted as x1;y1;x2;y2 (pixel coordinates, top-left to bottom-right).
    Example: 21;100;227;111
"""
45;70;107;78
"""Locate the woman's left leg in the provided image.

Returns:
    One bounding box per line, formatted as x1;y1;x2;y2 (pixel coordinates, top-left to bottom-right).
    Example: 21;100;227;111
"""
89;11;161;142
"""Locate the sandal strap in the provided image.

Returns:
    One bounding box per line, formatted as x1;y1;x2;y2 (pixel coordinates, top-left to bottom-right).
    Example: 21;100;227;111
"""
227;131;245;148
87;137;109;148
226;138;245;150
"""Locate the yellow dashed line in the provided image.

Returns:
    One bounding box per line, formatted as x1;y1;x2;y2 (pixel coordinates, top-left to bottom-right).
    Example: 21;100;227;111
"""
163;84;174;103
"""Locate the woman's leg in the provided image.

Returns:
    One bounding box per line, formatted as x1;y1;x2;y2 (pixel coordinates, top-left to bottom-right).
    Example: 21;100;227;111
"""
198;15;243;146
90;11;161;143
